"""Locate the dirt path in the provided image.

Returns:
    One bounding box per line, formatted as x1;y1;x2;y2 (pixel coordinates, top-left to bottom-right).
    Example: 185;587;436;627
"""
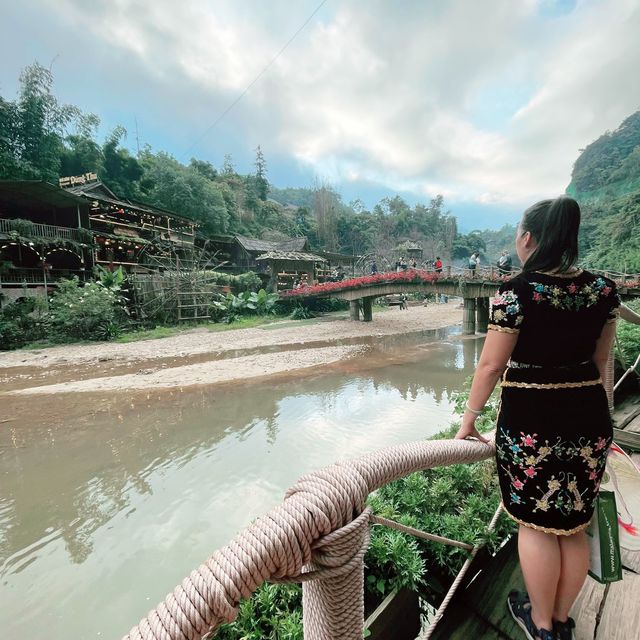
0;303;462;395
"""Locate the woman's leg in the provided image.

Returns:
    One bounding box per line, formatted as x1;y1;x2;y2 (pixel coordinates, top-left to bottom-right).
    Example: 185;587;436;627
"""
553;530;590;622
518;525;561;632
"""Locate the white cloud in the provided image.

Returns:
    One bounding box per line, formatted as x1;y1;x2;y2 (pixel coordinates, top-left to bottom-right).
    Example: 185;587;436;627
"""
37;0;640;207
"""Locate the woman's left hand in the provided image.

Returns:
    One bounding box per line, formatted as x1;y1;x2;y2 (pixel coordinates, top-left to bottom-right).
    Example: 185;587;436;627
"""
454;413;490;444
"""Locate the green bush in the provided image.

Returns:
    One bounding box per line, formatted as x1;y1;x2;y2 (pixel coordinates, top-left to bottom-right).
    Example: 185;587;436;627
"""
201;270;264;293
236;271;263;293
617;299;640;365
47;277;127;341
216;583;302;640
0;298;46;350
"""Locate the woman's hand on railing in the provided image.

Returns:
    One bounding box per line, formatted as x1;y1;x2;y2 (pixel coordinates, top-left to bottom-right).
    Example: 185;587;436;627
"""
454;412;490;444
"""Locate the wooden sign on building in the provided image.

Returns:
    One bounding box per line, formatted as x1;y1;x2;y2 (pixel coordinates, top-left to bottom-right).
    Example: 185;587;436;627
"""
59;173;98;188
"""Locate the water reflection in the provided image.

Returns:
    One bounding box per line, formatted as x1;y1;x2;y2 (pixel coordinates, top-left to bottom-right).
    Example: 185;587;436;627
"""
0;333;483;639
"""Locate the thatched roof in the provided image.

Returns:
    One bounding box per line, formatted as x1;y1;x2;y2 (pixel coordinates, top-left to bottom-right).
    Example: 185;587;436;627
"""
394;240;423;251
235;234;308;253
255;250;326;263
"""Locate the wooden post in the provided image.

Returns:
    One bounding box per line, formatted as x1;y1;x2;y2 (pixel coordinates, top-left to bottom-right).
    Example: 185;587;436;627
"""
362;297;373;322
463;298;476;335
446;265;452;278
349;300;360;321
476;297;489;333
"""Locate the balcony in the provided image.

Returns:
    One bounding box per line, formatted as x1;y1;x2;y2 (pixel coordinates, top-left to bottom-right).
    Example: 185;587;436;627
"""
0;218;86;243
0;267;86;286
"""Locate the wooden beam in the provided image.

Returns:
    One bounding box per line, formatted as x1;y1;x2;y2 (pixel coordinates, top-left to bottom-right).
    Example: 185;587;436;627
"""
613;427;640;451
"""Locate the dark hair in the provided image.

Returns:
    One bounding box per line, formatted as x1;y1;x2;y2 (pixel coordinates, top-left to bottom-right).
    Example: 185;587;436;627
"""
520;196;580;273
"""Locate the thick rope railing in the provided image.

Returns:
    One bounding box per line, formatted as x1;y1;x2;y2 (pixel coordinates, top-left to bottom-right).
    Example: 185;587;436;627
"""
122;437;495;640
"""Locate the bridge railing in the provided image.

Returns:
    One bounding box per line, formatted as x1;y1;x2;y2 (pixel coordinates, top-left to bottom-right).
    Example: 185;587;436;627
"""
122;437;497;640
280;266;640;298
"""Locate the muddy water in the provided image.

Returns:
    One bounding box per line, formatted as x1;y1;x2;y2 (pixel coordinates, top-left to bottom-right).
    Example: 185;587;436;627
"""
0;330;483;639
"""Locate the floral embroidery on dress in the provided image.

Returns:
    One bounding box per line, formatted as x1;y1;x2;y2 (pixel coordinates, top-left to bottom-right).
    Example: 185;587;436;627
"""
496;427;611;513
529;277;615;312
490;289;524;328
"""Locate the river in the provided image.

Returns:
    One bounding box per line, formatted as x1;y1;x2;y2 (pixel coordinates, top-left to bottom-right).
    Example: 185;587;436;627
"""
0;328;483;639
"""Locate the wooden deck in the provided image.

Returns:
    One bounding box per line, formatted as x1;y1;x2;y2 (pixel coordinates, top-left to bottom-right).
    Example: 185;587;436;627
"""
613;394;640;451
431;398;640;640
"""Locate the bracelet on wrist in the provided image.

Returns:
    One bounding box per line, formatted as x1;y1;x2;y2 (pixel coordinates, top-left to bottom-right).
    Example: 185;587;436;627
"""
465;402;484;416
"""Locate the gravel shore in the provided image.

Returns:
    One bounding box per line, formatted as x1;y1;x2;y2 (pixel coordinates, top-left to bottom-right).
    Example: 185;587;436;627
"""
1;303;462;394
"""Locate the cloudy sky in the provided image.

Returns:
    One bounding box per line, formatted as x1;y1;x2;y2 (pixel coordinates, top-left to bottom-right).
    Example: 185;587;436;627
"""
2;0;639;229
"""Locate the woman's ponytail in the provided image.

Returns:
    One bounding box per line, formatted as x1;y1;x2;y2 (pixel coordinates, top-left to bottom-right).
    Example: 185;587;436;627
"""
521;196;581;273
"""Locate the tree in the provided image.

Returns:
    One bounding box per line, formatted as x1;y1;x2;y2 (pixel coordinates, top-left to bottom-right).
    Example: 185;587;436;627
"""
60;114;103;177
101;127;142;197
138;150;229;234
222;153;236;176
0;62;85;182
189;158;217;181
313;182;340;251
0;96;23;178
254;145;268;201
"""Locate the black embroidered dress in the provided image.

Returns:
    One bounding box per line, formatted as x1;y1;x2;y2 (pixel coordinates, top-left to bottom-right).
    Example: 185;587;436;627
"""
490;270;620;535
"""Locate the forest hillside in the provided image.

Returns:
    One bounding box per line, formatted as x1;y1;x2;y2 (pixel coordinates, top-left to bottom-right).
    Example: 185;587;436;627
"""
567;110;640;272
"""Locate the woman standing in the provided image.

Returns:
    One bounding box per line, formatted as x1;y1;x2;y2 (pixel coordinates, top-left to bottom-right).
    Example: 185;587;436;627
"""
455;197;619;640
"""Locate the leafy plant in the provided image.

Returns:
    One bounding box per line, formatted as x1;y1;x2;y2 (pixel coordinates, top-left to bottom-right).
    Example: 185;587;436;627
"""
93;264;126;289
0;297;46;350
47;277;127;341
616;298;640;374
289;305;316;320
211;289;279;323
250;288;279;314
216;583;302;640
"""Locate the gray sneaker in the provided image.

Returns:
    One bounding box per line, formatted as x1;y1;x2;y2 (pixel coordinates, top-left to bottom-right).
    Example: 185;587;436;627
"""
507;590;554;640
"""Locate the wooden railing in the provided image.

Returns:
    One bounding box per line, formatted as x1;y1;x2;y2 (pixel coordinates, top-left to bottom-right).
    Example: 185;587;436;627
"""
0;219;84;242
0;267;85;284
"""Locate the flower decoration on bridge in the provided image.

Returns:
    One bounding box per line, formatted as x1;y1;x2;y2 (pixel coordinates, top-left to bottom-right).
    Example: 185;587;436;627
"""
280;268;515;297
280;268;443;296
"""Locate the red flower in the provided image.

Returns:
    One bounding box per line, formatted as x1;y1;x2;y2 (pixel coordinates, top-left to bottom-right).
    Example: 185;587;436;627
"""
524;467;536;478
512;478;524;490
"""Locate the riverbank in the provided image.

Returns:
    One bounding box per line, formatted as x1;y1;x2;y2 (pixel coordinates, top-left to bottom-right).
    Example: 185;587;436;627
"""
0;303;462;396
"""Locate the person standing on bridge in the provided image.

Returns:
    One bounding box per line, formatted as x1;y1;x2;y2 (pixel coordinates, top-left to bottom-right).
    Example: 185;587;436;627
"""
468;252;478;276
455;196;619;640
498;250;513;275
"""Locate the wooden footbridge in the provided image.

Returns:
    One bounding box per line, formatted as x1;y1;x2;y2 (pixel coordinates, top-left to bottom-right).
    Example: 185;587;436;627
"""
281;267;640;334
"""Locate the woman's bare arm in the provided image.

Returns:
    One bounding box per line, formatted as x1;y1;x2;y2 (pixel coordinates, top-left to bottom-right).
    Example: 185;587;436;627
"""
592;320;616;381
455;330;518;442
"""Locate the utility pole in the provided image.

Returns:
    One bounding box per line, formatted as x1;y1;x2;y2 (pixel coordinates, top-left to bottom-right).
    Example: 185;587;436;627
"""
134;116;141;156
